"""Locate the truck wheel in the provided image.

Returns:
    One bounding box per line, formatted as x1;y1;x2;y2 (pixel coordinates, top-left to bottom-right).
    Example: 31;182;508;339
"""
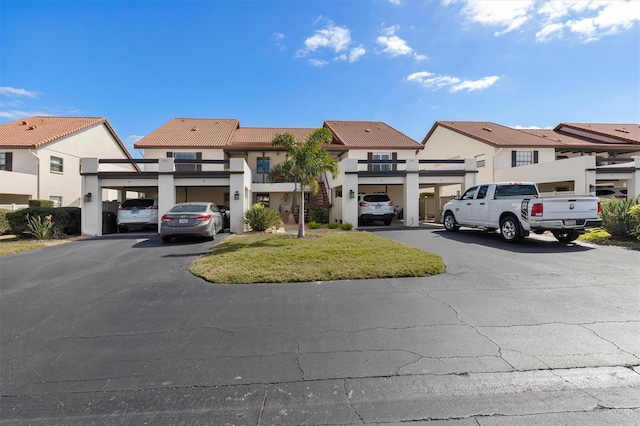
443;212;459;232
500;216;523;243
553;230;580;243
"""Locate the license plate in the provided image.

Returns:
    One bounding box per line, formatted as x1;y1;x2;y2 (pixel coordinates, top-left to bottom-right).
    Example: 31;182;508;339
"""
131;208;139;214
179;219;189;224
375;204;381;209
565;219;576;226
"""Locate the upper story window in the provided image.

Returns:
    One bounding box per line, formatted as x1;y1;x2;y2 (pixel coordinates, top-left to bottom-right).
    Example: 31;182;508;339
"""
50;196;62;207
257;157;270;173
50;156;63;173
475;154;485;168
512;150;538;167
371;152;392;171
167;152;202;172
0;153;12;171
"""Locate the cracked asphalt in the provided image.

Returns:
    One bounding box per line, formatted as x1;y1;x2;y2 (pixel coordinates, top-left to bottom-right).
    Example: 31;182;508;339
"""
1;225;638;425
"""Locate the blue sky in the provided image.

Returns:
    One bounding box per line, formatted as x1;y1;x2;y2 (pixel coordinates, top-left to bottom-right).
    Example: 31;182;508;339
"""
1;0;639;155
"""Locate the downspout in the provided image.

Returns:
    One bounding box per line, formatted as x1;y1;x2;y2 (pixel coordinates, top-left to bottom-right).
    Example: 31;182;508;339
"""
29;148;40;199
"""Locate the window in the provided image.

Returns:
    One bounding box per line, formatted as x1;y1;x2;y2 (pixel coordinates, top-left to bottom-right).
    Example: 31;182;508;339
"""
461;187;478;200
0;153;13;171
477;185;489;199
50;156;63;173
257;157;270;173
256;193;270;207
171;152;201;172
50;196;62;207
371;152;391;171
475;154;485;168
512;150;538;167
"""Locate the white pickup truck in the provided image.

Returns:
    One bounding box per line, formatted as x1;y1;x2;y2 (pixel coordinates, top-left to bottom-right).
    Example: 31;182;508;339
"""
442;182;602;243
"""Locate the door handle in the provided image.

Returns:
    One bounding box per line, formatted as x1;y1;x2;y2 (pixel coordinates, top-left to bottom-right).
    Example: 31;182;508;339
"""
480;202;485;205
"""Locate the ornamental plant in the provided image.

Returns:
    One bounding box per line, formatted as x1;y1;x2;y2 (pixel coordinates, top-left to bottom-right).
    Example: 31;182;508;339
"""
24;214;58;240
601;197;639;238
243;203;281;232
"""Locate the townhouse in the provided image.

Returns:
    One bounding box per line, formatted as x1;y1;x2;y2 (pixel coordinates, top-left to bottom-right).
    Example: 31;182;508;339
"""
0;116;136;209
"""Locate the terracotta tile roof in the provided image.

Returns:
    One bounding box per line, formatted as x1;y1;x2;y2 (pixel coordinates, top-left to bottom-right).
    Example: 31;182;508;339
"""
555;123;640;144
0;116;126;150
324;120;422;149
425;121;559;147
228;127;317;149
134;118;239;148
521;129;639;150
424;121;640;151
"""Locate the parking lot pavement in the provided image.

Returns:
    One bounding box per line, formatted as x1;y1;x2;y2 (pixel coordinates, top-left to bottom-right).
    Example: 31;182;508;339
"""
1;229;639;424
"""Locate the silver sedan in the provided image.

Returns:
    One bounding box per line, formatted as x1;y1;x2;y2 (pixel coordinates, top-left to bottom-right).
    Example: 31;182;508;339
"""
160;202;224;243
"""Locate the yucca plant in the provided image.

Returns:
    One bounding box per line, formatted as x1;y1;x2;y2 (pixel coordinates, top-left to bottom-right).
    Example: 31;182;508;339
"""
601;197;640;238
24;214;56;240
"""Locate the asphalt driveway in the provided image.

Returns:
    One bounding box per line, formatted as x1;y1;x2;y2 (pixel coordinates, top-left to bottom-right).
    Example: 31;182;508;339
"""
1;227;639;424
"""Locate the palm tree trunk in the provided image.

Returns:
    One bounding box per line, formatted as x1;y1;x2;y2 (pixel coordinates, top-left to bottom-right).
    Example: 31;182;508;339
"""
297;184;305;238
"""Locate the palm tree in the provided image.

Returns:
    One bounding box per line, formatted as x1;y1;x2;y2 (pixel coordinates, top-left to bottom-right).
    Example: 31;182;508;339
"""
269;128;339;238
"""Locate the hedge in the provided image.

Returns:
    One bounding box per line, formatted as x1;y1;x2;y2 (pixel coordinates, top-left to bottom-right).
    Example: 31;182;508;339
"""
6;207;81;237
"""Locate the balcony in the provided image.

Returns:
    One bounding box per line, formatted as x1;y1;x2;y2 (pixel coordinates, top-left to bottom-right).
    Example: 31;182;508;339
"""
0;170;37;197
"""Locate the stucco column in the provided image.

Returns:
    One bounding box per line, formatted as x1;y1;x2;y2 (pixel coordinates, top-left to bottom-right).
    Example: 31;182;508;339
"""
157;158;175;229
230;158;251;233
630;156;640;199
464;158;477;190
80;158;102;236
404;158;420;227
582;156;597;195
340;158;359;227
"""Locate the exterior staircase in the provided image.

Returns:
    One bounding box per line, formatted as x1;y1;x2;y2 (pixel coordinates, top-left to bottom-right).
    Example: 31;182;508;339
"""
293;181;331;223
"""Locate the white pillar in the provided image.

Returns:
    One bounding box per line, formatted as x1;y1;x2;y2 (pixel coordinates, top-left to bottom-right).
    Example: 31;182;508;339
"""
157;158;175;229
81;158;102;236
341;159;359;227
404;158;420;227
463;158;477;191
230;158;251;233
630;156;640;199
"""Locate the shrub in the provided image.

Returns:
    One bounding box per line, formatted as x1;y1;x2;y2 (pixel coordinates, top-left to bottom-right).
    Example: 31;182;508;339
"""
0;210;11;235
243;203;281;232
28;199;54;208
6;207;81;237
327;222;340;229
307;221;321;229
309;207;329;224
630;204;640;240
601;197;640;238
341;222;353;231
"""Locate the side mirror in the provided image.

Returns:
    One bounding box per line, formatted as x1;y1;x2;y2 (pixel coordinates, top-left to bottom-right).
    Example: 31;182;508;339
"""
453;195;461;201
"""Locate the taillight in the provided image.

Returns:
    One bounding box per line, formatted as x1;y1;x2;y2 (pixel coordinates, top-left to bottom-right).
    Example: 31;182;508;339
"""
161;215;173;222
597;201;602;216
388;201;394;206
531;203;543;217
359;202;369;207
194;214;212;221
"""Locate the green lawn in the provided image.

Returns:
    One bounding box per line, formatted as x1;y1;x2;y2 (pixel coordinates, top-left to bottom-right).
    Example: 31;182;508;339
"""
579;228;640;250
0;237;47;256
190;231;446;284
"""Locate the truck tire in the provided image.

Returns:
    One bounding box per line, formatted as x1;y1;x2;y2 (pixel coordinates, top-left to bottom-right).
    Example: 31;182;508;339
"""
500;215;523;243
443;211;459;232
552;230;580;243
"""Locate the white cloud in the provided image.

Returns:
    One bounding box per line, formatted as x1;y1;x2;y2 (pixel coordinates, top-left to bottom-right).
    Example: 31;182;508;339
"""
309;59;329;67
376;26;427;61
406;71;500;92
337;45;366;63
273;32;284;41
456;0;536;36
296;19;366;65
446;0;640;42
389;0;402;4
297;22;352;56
0;86;40;98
